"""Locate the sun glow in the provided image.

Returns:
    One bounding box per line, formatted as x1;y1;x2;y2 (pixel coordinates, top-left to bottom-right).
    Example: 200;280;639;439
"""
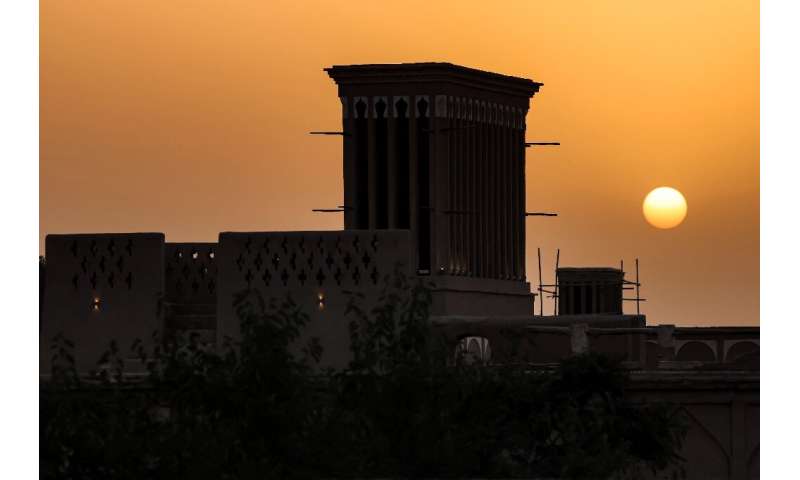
643;187;687;229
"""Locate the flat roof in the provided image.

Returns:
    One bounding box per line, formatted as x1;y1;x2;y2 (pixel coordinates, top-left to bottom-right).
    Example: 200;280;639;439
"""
557;267;623;273
325;62;542;98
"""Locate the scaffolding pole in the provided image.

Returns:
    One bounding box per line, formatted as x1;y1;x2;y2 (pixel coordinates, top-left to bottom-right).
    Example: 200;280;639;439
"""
636;258;641;315
554;249;560;316
537;248;544;317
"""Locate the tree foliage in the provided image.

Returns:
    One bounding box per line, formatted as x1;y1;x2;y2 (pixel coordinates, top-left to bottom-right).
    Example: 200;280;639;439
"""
41;272;686;479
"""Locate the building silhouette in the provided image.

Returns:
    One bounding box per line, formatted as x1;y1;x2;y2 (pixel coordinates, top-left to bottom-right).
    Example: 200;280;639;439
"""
40;63;759;479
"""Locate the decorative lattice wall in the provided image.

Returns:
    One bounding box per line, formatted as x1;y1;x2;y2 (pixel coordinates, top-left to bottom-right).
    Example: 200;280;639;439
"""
41;233;165;374
225;233;401;289
216;230;413;368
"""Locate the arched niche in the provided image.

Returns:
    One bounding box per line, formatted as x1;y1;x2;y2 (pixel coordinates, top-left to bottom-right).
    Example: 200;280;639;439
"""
676;341;716;362
454;335;492;364
725;341;759;363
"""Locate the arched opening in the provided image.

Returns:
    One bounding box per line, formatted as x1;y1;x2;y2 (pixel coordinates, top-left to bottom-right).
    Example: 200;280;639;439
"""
725;341;759;363
676;341;716;362
394;97;410;229
354;99;369;228
454;335;492;365
375;98;388;229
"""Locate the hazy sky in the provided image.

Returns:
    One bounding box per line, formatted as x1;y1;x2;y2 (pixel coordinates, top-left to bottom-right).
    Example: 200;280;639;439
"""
40;0;759;326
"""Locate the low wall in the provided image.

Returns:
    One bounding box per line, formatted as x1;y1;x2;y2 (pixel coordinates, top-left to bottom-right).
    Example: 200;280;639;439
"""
433;316;759;372
646;326;760;368
434;314;647;364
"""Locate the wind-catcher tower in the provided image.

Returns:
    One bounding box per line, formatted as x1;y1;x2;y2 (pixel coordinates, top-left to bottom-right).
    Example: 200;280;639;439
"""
324;63;542;315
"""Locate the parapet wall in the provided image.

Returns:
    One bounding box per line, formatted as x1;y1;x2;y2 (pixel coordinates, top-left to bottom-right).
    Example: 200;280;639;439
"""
216;230;414;368
435;314;646;364
41;233;165;373
40;230;416;372
646;326;760;368
434;315;759;370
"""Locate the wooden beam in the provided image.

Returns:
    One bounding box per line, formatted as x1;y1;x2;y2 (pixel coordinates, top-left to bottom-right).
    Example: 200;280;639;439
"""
309;131;350;136
525;212;558;217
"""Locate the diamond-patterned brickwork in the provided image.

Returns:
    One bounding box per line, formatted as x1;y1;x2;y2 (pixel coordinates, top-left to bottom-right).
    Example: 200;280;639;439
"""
67;238;136;292
226;232;400;291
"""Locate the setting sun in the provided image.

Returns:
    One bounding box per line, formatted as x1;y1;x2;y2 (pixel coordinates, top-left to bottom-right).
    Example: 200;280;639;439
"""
643;187;688;229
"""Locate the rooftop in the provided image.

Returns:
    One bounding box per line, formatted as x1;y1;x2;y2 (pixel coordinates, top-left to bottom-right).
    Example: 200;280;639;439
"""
325;62;542;98
557;267;623;273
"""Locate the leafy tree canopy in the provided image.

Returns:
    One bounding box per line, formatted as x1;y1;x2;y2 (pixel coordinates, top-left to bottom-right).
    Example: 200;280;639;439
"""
41;272;686;479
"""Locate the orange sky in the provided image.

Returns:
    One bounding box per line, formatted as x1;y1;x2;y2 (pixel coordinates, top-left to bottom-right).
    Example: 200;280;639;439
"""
40;0;759;326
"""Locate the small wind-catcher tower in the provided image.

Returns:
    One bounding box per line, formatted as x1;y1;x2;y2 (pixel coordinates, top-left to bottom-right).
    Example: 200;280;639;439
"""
534;251;646;317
